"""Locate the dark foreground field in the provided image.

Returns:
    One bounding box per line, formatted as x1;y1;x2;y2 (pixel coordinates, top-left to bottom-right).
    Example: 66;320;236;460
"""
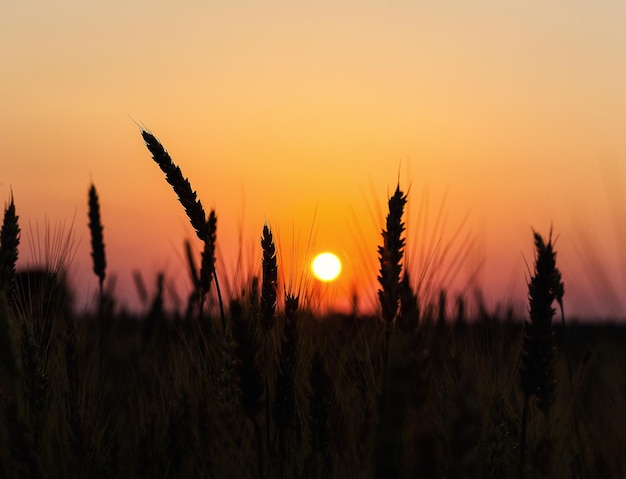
1;293;625;478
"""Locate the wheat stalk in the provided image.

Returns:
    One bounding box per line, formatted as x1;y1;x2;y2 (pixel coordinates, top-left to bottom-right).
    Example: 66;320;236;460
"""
230;299;265;477
0;288;18;381
373;332;409;479
308;347;332;476
274;293;300;462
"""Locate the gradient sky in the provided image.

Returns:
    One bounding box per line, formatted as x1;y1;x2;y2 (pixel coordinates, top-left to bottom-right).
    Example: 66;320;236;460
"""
2;1;626;318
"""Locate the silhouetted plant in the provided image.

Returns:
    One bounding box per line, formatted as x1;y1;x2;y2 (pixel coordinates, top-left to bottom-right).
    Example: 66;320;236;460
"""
0;194;20;295
260;224;277;332
519;230;563;477
377;184;408;444
0;196;20;383
88;184;106;360
378;185;407;327
199;210;217;317
141;130;224;322
88;184;106;303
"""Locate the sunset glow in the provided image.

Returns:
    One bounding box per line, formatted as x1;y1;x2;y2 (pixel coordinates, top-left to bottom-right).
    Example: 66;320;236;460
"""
2;2;626;318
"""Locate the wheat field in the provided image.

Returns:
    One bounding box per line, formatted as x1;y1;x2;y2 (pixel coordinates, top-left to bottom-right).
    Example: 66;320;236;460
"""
0;132;624;478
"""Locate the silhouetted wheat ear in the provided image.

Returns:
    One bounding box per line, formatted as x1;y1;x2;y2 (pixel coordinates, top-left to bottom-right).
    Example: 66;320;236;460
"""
520;231;562;414
378;184;407;325
260;224;277;332
88;184;106;284
141;130;210;242
0;194;20;293
199;210;217;295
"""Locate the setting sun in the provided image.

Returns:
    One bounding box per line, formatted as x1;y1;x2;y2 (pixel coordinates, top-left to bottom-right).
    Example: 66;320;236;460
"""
312;252;342;282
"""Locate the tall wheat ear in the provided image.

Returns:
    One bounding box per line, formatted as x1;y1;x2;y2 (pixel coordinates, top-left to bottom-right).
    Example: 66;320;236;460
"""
518;230;563;478
0;195;20;380
141;131;210;241
260;224;277;332
378;184;407;328
88;184;106;341
88;185;106;290
141;130;224;321
0;194;20;294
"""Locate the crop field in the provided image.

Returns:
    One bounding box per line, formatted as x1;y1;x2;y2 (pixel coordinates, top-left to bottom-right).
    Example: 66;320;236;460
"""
1;132;625;478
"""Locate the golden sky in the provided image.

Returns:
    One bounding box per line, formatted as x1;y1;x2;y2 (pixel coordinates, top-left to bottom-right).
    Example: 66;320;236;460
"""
2;1;626;318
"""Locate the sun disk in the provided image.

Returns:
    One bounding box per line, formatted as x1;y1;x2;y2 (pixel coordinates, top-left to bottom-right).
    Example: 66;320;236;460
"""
312;252;342;282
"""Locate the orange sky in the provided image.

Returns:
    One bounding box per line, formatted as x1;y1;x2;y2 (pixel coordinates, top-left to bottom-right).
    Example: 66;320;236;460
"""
2;2;626;318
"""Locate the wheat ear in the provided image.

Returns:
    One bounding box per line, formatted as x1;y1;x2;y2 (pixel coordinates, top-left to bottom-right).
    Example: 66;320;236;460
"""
274;293;300;461
0;194;20;294
141;130;224;321
260;224;277;332
88;184;106;311
141;131;210;241
378;184;407;326
0;195;20;380
198;210;218;318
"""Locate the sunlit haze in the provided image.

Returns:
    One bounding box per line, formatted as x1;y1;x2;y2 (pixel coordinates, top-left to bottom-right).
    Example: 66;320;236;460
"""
2;1;626;318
